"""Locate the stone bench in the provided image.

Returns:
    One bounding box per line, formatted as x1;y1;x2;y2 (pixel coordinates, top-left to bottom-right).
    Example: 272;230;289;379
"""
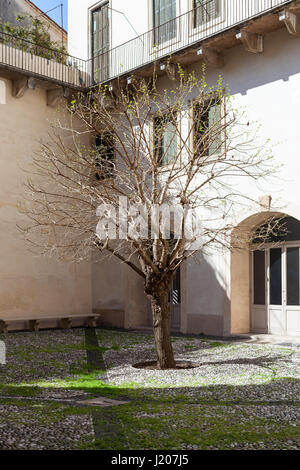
0;314;100;334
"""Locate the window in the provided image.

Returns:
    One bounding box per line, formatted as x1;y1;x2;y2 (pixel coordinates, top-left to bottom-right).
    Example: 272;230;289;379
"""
92;3;110;82
193;0;221;28
287;247;300;306
154;114;177;166
94;134;115;180
193;97;222;156
253;250;266;305
153;0;177;44
253;217;300;244
270;248;282;306
169;267;181;304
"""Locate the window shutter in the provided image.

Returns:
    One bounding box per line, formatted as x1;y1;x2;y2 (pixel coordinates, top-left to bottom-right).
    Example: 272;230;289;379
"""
208;101;222;156
162;119;177;165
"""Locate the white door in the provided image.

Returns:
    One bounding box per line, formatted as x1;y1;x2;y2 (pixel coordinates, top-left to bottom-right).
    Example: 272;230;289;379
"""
252;245;300;336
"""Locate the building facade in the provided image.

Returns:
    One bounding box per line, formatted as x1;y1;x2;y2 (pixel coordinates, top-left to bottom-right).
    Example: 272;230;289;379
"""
68;0;300;338
1;0;300;337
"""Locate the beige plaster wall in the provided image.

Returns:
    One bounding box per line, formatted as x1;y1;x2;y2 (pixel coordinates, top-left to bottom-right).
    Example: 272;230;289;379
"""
0;77;92;321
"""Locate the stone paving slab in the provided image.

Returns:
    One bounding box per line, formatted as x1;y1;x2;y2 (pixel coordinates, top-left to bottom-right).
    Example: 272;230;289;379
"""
78;397;130;407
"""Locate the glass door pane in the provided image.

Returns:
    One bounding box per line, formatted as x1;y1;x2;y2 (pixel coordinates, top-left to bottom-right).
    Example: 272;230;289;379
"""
193;0;221;28
253;250;265;305
153;0;177;44
270;248;282;305
170;268;181;305
287;247;300;306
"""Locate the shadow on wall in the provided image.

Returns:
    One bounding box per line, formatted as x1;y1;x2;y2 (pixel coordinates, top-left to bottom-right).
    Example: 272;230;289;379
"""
223;28;300;96
189;28;300;98
186;252;230;337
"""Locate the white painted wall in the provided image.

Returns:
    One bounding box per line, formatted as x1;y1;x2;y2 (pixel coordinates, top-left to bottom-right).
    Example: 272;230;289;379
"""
182;28;300;334
68;0;149;60
68;1;291;82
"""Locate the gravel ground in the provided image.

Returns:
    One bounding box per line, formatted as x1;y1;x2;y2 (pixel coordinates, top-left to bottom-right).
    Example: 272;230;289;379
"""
0;328;299;450
103;335;300;400
0;403;94;450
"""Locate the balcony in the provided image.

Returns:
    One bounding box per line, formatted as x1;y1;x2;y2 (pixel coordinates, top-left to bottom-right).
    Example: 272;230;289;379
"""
0;0;297;95
0;28;90;93
90;0;296;86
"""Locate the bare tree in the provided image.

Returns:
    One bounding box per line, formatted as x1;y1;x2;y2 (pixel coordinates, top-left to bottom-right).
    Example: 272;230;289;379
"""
21;67;276;369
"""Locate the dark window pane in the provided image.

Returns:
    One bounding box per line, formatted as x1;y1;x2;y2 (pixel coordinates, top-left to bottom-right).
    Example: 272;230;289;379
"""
95;134;114;180
169;268;181;305
270;248;282;305
193;0;221;28
253;250;265;305
253;216;300;244
287;248;300;306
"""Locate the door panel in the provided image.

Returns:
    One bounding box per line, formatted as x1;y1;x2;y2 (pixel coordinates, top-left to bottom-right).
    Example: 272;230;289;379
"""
286;309;300;335
92;3;110;82
269;307;286;335
251;306;268;332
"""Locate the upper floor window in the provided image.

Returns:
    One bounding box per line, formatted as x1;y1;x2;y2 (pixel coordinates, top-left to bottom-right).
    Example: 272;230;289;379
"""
153;0;177;45
92;2;110;82
94;133;115;180
193;0;221;28
154;113;177;166
193;97;223;157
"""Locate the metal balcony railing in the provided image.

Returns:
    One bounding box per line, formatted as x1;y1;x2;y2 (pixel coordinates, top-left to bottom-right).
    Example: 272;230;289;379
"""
0;0;294;90
89;0;293;85
0;28;91;89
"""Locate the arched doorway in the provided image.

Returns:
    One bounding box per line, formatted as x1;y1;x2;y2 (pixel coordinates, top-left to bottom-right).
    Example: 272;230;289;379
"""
251;216;300;336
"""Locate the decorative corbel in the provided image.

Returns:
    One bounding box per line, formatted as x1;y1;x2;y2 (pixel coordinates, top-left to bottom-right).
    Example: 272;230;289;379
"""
47;87;71;107
236;30;264;53
197;47;225;68
12;77;36;98
279;9;300;36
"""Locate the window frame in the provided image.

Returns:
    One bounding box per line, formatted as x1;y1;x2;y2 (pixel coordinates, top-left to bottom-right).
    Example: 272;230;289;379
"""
89;0;111;83
189;0;225;37
152;110;180;168
148;0;181;51
190;92;226;159
94;133;115;181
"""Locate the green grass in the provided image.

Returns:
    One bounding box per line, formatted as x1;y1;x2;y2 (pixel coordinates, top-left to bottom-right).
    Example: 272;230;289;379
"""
0;328;299;450
89;401;300;450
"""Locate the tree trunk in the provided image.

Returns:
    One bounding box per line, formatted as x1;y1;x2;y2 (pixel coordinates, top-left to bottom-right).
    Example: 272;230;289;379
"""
150;289;176;369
